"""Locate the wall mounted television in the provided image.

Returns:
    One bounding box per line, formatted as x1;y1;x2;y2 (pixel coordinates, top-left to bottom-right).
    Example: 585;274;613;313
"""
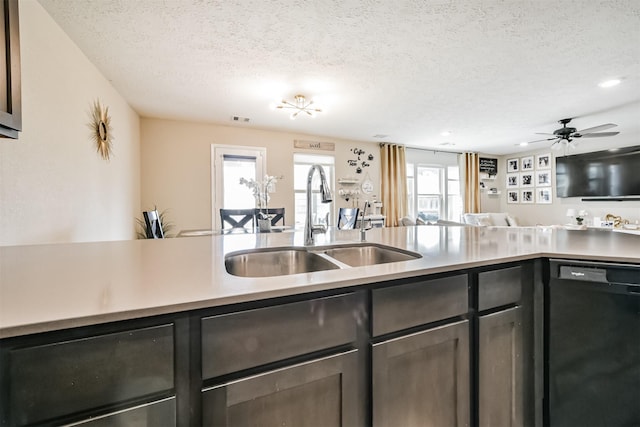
555;145;640;198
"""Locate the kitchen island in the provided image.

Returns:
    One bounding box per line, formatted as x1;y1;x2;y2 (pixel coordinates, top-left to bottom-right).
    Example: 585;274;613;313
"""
1;226;638;426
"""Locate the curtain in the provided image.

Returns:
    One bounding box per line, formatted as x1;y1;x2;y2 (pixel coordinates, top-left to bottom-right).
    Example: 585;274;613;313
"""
461;152;480;213
380;144;407;227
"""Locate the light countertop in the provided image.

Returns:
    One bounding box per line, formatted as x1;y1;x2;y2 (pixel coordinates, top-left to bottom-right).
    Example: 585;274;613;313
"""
1;226;638;338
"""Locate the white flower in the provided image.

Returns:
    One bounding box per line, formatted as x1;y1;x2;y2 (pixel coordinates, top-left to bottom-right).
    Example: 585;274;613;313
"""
239;175;281;212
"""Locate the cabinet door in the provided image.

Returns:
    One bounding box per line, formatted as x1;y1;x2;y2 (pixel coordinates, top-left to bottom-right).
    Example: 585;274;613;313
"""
478;306;523;427
69;397;175;426
372;320;470;427
202;350;359;427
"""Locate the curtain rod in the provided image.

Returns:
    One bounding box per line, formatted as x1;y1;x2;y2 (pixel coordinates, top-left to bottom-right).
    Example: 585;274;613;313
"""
379;142;468;155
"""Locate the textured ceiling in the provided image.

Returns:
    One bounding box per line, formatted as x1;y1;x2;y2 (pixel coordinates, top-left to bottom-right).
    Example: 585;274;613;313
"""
38;0;640;155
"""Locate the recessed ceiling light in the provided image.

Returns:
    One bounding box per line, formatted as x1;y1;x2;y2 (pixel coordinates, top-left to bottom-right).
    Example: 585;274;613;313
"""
440;131;452;137
519;142;529;146
598;79;621;88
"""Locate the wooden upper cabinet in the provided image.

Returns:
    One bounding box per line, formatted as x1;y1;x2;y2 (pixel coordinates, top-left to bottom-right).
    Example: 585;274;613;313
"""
0;0;21;139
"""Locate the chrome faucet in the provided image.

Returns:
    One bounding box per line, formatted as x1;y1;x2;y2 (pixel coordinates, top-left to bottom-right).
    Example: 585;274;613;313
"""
360;200;371;242
304;164;333;245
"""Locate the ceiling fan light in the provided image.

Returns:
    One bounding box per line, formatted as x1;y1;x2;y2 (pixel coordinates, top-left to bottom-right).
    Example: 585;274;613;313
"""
598;79;621;88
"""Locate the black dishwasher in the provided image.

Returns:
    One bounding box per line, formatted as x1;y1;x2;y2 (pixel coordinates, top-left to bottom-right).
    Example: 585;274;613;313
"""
546;259;640;427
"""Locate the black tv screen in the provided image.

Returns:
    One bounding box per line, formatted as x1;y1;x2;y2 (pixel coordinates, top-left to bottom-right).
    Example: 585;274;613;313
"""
555;145;640;198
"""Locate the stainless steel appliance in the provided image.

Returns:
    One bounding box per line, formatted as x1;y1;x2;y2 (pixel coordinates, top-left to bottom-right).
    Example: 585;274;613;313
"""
547;259;640;426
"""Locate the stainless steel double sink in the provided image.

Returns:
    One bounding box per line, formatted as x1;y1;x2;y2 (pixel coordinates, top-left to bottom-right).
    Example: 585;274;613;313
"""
225;243;422;277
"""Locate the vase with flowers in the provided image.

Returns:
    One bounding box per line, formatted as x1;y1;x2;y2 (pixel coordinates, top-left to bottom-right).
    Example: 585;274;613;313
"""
240;175;280;232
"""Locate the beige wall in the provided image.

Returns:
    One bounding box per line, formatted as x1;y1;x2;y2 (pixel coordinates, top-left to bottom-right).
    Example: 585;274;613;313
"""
140;118;381;233
0;1;140;246
483;143;640;226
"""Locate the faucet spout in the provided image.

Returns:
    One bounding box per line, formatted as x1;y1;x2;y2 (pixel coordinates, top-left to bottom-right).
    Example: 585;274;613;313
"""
304;164;333;245
360;200;371;242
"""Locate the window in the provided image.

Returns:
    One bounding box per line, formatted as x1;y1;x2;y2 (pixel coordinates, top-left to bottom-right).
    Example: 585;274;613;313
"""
222;155;257;208
406;149;462;222
211;145;266;229
293;154;335;228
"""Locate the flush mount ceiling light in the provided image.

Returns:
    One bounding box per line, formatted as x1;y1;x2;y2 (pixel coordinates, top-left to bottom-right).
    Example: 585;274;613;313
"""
273;95;322;120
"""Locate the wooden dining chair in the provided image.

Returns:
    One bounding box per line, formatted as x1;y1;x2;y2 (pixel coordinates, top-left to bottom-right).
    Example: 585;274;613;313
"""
337;207;359;230
143;209;165;238
262;208;285;226
220;209;256;230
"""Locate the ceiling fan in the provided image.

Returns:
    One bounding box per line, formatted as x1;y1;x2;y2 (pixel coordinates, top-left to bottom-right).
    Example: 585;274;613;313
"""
523;118;619;150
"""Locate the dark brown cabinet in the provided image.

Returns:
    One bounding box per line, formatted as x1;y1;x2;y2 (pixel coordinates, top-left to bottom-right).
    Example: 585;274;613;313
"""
371;274;471;427
70;398;176;427
201;293;358;379
1;324;175;426
0;0;21;138
477;265;531;427
372;321;470;427
0;262;538;426
478;306;523;427
200;293;363;426
202;351;359;426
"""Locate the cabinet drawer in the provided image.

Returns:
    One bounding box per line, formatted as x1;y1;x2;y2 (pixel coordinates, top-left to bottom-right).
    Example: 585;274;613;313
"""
70;397;176;427
9;324;174;426
478;266;522;310
372;274;468;336
202;293;358;379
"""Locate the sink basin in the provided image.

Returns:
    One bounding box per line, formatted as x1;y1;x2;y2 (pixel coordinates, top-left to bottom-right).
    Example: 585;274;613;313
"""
320;244;422;267
225;248;340;277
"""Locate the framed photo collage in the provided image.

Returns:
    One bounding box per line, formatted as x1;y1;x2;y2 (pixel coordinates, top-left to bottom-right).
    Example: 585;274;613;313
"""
506;153;552;204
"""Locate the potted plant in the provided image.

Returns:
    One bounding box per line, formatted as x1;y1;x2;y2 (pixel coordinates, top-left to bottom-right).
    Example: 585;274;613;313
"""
240;175;281;232
135;207;174;239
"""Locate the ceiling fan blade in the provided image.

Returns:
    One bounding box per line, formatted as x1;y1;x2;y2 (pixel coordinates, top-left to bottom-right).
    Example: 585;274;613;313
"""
575;123;617;134
535;132;555;136
574;131;620;138
519;137;559;145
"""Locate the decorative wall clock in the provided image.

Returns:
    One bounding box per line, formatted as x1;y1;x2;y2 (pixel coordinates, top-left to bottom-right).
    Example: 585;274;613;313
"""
361;178;374;194
89;99;113;160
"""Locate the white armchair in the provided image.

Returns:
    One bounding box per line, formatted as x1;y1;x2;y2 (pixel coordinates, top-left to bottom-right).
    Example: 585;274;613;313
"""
461;213;520;227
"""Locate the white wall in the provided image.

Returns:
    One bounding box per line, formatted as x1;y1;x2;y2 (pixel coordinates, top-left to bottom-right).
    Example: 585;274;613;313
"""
140;118;381;233
0;1;140;246
485;142;640;226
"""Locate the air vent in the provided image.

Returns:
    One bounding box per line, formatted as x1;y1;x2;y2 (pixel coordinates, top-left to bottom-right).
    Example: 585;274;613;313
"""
372;134;389;139
231;116;250;123
439;142;456;146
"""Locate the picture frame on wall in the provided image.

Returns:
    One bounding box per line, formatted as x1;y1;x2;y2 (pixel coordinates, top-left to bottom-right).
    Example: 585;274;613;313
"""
537;188;552;204
537;153;551;170
521;156;534;171
507;190;519;203
506;173;519;188
507;158;519;172
536;170;551;187
521;189;534;204
520;172;534;187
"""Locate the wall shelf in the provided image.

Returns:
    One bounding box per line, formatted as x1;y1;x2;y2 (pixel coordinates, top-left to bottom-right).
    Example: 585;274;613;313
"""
338;178;360;185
